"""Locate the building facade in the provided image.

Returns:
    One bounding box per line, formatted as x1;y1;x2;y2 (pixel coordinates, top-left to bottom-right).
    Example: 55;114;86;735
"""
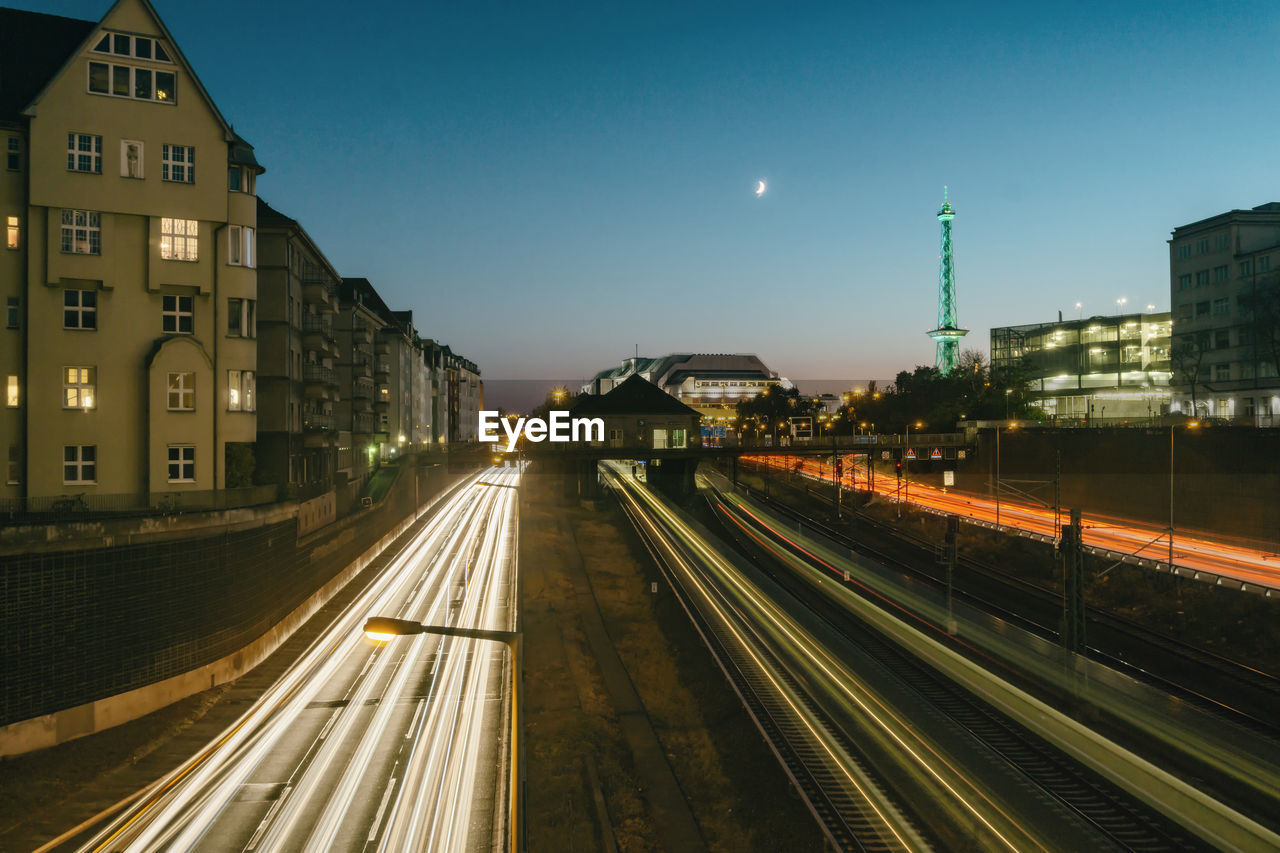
256;199;339;488
990;312;1172;421
336;278;385;485
1169;203;1280;424
581;353;780;415
1;0;263;502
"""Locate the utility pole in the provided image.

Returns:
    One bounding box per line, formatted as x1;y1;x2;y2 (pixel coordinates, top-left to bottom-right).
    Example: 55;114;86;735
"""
1062;508;1085;653
832;429;841;519
944;515;958;634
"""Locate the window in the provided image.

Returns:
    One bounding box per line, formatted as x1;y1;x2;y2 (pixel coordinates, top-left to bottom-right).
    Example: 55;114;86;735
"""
1260;256;1271;273
1212;298;1229;316
227;298;255;337
87;61;175;103
228;226;255;267
228;369;255;411
1239;327;1254;347
1177;303;1192;320
93;32;171;62
5;297;16;328
1195;270;1209;287
671;428;687;449
161;145;194;183
1241;260;1254;277
7;215;19;249
63;445;96;484
6;375;17;407
60;210;101;254
1214;232;1230;250
63;289;97;329
1214;330;1229;349
1177;243;1191;259
1213;265;1228;283
120;139;143;178
6;137;19;171
167;445;194;482
162;294;193;334
1177;274;1190;291
1195;301;1209;318
63;367;96;409
160;218;198;261
228;165;255;194
67;133;102;173
1213;364;1230;382
1196;238;1209;254
6;444;17;485
167;371;194;411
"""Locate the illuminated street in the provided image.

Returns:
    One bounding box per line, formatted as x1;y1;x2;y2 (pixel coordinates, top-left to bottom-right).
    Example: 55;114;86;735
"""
74;468;520;853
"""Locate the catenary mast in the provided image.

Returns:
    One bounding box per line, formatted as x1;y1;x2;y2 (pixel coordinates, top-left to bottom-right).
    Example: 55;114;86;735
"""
927;187;968;373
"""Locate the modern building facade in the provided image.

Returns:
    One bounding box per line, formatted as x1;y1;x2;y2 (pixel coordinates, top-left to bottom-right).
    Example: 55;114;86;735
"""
1169;203;1280;424
582;353;781;415
990;312;1173;421
1;0;263;502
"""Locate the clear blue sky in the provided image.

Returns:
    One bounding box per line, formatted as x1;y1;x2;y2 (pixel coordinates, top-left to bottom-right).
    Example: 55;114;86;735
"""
26;0;1280;379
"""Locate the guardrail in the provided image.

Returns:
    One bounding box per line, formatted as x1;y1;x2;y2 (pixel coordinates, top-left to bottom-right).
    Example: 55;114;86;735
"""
0;484;282;525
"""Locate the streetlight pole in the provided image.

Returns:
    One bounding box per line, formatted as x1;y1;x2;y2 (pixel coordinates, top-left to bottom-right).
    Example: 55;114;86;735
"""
364;617;523;853
1169;424;1174;569
995;425;1001;532
904;422;911;516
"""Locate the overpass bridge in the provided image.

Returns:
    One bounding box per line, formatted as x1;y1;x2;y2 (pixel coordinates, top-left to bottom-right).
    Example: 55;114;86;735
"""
510;432;977;502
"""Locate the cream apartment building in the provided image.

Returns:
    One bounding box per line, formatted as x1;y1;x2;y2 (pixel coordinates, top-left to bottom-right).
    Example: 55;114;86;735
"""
1;0;264;501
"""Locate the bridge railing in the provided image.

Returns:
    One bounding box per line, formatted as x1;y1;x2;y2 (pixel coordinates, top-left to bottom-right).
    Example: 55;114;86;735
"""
731;433;969;449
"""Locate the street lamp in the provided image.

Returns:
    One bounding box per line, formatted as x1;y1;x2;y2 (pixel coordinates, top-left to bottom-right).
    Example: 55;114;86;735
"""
1116;296;1127;314
363;616;523;853
1075;301;1083;320
902;421;922;518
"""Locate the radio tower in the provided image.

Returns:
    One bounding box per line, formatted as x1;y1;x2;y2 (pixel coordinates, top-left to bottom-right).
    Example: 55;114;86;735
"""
927;186;967;374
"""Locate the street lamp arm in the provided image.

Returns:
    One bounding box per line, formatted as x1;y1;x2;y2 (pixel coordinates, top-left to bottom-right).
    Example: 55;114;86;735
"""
364;616;519;647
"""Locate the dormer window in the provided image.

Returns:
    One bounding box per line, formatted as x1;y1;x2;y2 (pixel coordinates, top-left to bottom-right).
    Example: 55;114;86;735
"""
92;32;171;63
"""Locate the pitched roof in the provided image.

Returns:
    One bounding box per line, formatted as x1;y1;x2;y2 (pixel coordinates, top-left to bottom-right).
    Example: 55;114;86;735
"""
0;8;96;123
571;375;699;417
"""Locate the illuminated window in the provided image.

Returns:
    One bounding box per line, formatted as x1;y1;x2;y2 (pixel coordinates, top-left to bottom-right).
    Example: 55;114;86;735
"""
167;371;194;411
63;445;96;484
63;289;97;329
7;215;20;249
227;369;255;412
160;218;198;261
5;137;18;171
162;145;194;183
228;226;255;267
63;367;96;409
162;294;193;334
167;445;195;482
60;210;100;255
6;375;17;407
88;54;174;103
67;133;101;173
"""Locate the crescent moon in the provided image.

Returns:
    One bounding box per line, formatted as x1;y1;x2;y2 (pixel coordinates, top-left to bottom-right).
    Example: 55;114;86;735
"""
755;180;767;196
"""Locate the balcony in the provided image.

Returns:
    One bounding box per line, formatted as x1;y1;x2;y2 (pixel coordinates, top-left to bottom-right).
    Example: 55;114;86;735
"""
353;316;375;343
302;411;334;431
302;264;336;310
353;377;375;400
353;357;373;379
354;411;378;434
302;314;338;355
303;363;336;399
374;360;390;380
375;337;391;355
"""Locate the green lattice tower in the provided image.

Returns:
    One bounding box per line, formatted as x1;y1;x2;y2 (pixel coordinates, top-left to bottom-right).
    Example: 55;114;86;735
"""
928;187;968;374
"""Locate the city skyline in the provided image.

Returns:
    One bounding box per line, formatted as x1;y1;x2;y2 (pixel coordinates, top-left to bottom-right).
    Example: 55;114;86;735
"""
15;0;1280;379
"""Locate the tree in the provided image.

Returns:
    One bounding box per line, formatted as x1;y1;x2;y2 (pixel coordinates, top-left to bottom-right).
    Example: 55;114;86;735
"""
1171;334;1209;416
1241;274;1280;381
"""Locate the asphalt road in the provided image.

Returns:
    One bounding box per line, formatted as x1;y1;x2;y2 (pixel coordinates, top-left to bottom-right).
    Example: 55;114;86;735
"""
70;466;520;853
